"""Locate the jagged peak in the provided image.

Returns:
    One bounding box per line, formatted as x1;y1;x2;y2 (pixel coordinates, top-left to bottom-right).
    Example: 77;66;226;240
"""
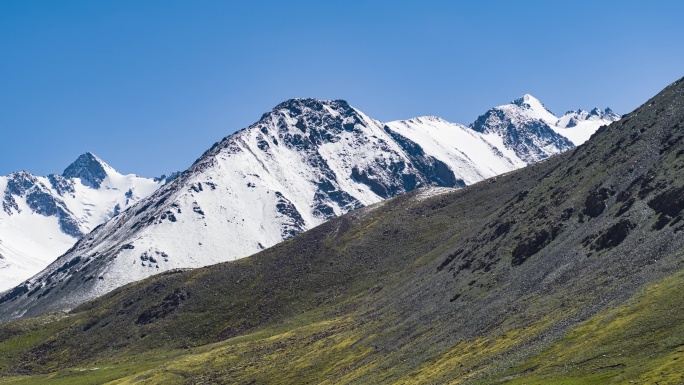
62;152;115;189
561;107;618;116
272;98;350;112
68;151;111;166
589;107;602;116
564;109;586;115
7;170;35;179
560;107;619;119
512;94;541;106
264;98;358;119
510;94;555;116
153;171;181;184
250;98;363;135
3;171;40;197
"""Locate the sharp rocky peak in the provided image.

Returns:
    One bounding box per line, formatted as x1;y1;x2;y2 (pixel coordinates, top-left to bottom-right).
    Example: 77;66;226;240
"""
510;94;555;115
241;97;368;148
589;107;619;118
5;171;38;195
62;152;113;189
589;107;603;116
7;170;35;179
561;107;619;119
512;93;541;105
274;97;348;109
267;98;356;119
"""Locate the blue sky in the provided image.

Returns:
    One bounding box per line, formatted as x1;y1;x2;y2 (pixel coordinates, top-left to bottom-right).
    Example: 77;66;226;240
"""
1;0;683;177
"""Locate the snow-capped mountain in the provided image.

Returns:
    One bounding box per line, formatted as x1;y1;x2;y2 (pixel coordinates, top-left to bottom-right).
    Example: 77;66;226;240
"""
471;94;619;162
0;96;618;319
384;115;526;182
0;153;168;291
554;107;621;144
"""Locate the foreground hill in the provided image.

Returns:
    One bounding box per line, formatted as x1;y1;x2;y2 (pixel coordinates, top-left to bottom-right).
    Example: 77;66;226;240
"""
0;95;616;319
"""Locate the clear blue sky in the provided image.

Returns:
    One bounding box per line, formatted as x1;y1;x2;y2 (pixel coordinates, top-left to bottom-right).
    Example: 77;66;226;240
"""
1;0;683;177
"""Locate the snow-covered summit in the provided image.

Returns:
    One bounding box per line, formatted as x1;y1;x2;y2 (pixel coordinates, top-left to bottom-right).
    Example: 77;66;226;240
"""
511;94;558;124
553;107;620;144
0;153;168;291
470;95;574;163
557;107;620;128
62;152;113;188
471;95;620;159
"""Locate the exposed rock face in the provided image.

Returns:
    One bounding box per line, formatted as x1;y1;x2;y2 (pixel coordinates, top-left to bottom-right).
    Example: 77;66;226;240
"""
62;152;109;188
471;109;574;163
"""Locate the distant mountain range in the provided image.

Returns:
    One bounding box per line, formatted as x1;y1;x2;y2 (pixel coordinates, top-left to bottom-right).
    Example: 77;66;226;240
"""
471;94;619;161
0;95;618;314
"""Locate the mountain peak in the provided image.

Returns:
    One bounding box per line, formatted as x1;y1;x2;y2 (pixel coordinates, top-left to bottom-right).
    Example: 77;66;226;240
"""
512;94;541;105
62;152;114;188
255;98;360;128
589;107;602;116
274;97;323;108
272;98;352;114
511;94;555;116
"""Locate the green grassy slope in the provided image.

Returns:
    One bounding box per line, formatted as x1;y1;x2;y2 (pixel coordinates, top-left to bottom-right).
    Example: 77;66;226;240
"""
496;267;684;384
1;76;684;384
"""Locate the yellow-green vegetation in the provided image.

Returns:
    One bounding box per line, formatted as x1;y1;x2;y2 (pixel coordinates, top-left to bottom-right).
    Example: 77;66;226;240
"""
110;317;373;384
396;315;560;385
501;268;684;384
0;350;195;385
1;272;682;385
0;312;565;385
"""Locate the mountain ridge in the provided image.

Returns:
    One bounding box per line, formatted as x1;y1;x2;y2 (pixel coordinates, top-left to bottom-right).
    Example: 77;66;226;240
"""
0;94;618;317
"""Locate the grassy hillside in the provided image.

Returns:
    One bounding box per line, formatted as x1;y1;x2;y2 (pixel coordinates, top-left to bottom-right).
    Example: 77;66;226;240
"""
500;268;684;384
0;76;683;384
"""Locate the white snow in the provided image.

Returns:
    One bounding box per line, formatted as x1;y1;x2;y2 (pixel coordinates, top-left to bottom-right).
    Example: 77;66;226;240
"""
480;95;620;149
0;189;75;290
552;108;620;145
1;95;620;313
0;157;165;291
385;116;526;184
508;95;619;146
